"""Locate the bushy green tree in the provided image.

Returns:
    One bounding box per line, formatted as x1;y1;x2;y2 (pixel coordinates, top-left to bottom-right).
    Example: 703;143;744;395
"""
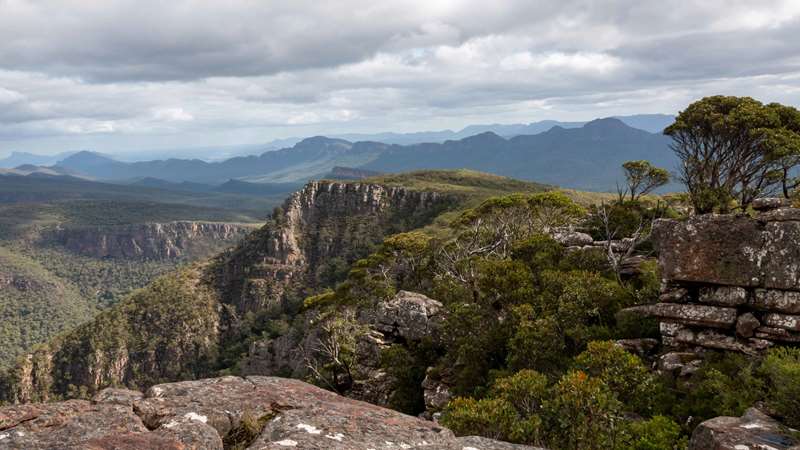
760;347;800;428
665;96;800;212
621;160;670;201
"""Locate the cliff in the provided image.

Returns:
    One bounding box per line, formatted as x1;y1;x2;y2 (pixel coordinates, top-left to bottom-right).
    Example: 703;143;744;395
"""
1;180;457;403
47;221;254;260
0;375;541;449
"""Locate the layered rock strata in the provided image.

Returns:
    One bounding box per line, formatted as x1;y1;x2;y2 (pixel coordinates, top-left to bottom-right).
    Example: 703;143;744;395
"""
631;200;800;353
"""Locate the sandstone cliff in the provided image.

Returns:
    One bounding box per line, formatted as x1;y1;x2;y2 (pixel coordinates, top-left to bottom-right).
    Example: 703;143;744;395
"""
47;221;254;260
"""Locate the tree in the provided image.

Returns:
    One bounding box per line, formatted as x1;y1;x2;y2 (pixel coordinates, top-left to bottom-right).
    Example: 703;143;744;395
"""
620;160;670;201
665;96;800;213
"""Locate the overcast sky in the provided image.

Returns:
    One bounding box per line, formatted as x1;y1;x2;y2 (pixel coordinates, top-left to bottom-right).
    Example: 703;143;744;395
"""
1;0;799;156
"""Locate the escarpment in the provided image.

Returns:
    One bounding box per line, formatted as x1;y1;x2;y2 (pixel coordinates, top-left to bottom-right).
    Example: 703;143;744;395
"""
0;180;457;403
47;221;254;260
631;200;800;354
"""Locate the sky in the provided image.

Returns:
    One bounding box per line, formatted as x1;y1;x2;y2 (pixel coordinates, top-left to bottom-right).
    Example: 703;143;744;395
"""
1;0;800;157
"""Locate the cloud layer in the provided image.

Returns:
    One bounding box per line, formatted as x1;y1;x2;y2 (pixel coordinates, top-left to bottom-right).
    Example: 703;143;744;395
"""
1;0;799;154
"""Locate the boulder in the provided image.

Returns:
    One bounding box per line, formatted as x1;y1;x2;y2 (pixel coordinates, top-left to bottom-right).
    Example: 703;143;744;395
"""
752;197;792;211
754;289;800;314
735;313;761;338
689;408;799;450
615;338;660;358
362;290;444;341
698;286;748;306
551;230;594;247
0;376;542;449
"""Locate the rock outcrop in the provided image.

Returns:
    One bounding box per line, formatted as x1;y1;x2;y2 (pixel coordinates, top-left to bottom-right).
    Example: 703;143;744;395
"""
630;201;800;353
688;408;798;450
48;221;253;260
0;376;541;450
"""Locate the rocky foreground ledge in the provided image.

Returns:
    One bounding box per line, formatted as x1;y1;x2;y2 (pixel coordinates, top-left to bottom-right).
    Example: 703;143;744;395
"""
0;376;539;450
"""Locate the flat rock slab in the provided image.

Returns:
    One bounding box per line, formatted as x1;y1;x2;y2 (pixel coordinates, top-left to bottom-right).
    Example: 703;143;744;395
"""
689;408;799;450
0;376;543;450
652;214;800;290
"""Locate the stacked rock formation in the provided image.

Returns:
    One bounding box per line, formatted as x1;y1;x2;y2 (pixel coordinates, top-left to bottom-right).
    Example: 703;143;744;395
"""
634;198;800;354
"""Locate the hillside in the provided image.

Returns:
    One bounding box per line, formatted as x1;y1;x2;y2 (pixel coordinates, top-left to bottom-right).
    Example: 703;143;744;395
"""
0;176;269;371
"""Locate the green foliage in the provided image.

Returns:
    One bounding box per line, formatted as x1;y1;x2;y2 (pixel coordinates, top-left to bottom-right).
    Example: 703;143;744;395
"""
443;397;521;442
543;370;622;450
574;341;663;415
617;416;687;450
507;308;567;374
621;160;670;201
760;347;800;428
380;341;439;415
665;96;800;212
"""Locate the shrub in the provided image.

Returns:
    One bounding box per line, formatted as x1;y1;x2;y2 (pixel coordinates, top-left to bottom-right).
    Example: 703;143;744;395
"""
442;397;519;441
574;341;661;415
760;347;800;428
543;370;621;450
617;415;687;450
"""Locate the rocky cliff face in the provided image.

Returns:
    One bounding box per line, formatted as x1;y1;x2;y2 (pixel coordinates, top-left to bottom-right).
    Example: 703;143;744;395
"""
1;181;456;403
0;375;541;449
632;199;800;354
214;180;453;316
48;221;253;260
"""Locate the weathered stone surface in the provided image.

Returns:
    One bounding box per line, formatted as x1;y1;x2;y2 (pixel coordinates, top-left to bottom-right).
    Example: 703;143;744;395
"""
627;303;737;328
661;325;769;355
615;338;659;358
0;400;159;450
761;221;800;290
659;287;689;303
422;369;453;412
92;387;143;407
762;313;800;331
689;408;799;450
657;352;703;377
752;197;792;211
755;326;800;343
362;290;444;341
699;286;748;306
758;207;800;222
736;313;761;338
0;376;541;449
754;289;800;314
652;215;764;287
551;230;594;247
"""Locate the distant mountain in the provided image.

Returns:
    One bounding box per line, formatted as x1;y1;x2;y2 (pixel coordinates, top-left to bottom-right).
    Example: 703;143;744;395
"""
52;117;678;192
360;118;678;191
285;113;674;145
0;151;76;168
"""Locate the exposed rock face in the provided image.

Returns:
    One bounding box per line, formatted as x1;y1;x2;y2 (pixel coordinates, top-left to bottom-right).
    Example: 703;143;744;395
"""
0;376;540;449
633;206;800;353
48;221;253;260
689;408;799;450
360;290;444;342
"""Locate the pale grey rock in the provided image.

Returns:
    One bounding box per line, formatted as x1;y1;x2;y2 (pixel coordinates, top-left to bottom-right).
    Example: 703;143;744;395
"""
698;286;748;306
626;303;737;328
689;408;798;450
754;289;800;314
752;197;792;211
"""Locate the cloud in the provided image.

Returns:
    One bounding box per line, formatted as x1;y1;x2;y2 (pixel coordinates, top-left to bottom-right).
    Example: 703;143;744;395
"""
0;0;798;153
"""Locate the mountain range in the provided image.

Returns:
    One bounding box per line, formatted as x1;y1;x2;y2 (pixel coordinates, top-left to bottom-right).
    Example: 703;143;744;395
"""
46;117;677;191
